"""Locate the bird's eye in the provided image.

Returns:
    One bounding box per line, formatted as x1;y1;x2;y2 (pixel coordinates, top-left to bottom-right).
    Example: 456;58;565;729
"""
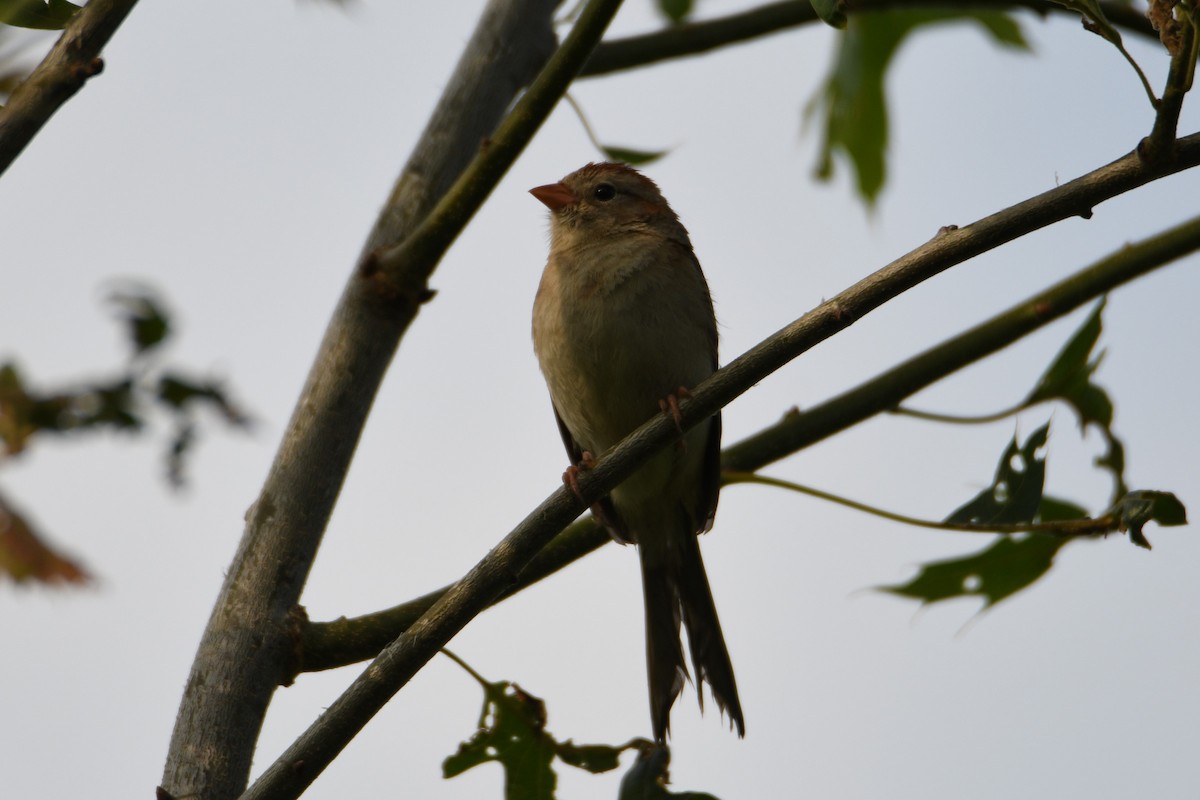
593;183;616;201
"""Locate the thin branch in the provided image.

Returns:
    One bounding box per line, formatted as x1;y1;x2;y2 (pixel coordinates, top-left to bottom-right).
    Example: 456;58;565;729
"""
159;1;562;798
1143;3;1198;161
580;0;1157;77
0;0;139;178
368;0;625;288
296;131;1200;676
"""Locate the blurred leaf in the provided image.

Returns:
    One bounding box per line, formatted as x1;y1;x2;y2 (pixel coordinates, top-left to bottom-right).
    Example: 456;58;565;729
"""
0;362;37;454
165;419;195;489
1024;299;1128;498
1110;490;1188;550
601;145;669;167
0;363;139;455
0;493;89;585
946;423;1049;526
1037;495;1089;522
444;680;558;800
109;288;172;356
618;744;720;800
0;0;81;30
656;0;692;25
807;10;1027;205
880;533;1067;608
809;0;847;29
555;741;623;774
156;373;249;424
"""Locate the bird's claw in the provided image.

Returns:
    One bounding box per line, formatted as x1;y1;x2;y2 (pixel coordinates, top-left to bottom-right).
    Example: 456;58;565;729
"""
562;451;596;500
659;387;692;444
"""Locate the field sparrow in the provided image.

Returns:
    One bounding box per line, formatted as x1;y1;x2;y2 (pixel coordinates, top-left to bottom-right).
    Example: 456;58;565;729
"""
530;162;743;741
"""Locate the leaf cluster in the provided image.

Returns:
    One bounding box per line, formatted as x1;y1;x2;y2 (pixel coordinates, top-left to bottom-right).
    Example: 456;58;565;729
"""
0;287;250;583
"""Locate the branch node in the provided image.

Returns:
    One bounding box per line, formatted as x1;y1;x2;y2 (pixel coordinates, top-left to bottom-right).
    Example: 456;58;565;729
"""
69;57;105;81
936;224;960;238
357;252;437;307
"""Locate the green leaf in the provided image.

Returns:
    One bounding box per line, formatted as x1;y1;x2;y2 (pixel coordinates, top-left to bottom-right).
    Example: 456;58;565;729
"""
443;681;558;800
945;423;1049;526
600;145;669;167
657;0;692;25
0;0;81;30
1024;299;1128;498
806;10;1028;205
1110;490;1188;550
881;533;1068;608
809;0;847;29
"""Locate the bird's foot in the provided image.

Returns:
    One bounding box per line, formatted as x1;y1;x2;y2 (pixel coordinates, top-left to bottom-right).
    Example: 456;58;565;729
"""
659;387;692;449
562;450;597;500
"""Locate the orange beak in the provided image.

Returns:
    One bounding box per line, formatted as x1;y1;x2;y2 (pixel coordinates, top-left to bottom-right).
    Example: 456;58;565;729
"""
530;182;577;211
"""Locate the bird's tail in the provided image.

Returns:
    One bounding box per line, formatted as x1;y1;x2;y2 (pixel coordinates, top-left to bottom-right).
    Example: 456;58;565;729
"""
640;529;744;741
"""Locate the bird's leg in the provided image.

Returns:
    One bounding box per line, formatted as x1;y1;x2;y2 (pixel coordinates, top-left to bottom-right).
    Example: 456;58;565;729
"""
562;450;597;500
659;386;692;450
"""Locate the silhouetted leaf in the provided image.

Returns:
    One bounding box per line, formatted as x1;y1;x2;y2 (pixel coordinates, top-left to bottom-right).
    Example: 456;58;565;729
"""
881;533;1067;608
946;423;1049;526
807;10;1027;205
0;0;81;30
1037;495;1089;522
1110;490;1188;550
555;741;623;774
1025;300;1127;497
444;680;557;800
657;0;692;25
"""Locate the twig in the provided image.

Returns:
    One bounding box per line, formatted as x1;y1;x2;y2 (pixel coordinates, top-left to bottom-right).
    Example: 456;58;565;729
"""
0;0;139;178
580;0;1158;77
724;471;1115;538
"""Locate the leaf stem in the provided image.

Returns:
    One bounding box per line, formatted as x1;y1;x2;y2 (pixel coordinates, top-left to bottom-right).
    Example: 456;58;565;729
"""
722;470;1112;537
888;401;1029;425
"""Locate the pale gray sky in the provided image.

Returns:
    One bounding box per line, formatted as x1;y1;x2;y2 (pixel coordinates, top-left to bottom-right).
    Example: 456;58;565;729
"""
2;2;1197;799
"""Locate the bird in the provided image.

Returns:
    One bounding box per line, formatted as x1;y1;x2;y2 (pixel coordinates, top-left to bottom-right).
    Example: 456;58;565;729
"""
530;162;743;742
